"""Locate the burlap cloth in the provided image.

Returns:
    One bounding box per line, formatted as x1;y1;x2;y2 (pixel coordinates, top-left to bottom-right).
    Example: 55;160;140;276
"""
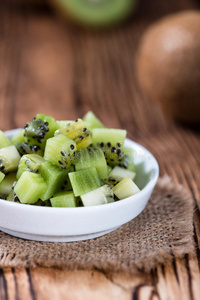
0;176;195;273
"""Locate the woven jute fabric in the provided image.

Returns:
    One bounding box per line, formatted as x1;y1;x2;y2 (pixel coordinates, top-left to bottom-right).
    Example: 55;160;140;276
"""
0;177;195;273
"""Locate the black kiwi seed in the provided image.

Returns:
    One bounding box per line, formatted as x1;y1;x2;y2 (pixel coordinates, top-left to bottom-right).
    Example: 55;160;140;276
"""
14;196;19;202
117;149;121;156
24;123;28;129
107;142;111;147
100;142;104;147
45;128;49;132
38;132;45;138
82;128;87;132
39;126;45;130
0;166;5;171
64;180;68;185
58;160;63;165
61;151;65;156
79;136;83;140
70;144;75;150
44;122;49;126
111;147;116;153
33;145;40;151
74;119;78;122
117;142;121;147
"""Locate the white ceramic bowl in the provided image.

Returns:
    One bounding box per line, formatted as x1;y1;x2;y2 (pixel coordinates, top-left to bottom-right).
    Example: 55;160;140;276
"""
0;129;159;242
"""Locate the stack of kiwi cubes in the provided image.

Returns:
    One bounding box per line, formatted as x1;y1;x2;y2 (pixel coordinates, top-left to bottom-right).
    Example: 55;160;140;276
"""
0;112;140;207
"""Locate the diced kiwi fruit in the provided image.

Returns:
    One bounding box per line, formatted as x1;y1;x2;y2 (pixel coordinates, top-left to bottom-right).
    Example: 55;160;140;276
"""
49;0;136;28
44;134;77;169
69;167;101;196
17;154;45;179
50;191;76;207
112;176;140;200
39;161;73;200
83;111;104;130
14;171;47;204
0;130;12;148
91;128;126;166
23;113;59;151
1;111;140;207
107;166;136;185
0;172;17;199
75;147;108;179
0;145;21;173
55;118;92;150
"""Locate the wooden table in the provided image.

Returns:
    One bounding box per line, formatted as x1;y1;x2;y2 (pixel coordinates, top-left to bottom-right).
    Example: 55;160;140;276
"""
0;0;200;299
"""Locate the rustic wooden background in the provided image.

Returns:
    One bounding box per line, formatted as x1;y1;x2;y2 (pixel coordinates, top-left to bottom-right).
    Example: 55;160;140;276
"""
0;0;200;299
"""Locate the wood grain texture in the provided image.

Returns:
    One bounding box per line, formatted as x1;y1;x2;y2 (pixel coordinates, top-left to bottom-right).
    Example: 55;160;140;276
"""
0;0;200;299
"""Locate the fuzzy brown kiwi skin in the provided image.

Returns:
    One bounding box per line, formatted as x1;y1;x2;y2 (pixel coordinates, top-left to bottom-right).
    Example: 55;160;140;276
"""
136;10;200;125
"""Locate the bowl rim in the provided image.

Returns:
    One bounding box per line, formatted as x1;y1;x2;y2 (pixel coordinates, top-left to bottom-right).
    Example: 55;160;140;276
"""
1;129;159;213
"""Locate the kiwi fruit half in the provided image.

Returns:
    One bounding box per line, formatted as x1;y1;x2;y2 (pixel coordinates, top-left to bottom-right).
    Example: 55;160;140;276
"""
48;0;137;28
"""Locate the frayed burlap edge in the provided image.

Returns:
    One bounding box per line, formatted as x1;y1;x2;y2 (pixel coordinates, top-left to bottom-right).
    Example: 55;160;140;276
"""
0;176;196;273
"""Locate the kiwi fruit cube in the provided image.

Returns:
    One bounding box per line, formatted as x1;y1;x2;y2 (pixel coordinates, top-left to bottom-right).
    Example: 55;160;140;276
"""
14;171;47;204
81;185;114;206
11;129;26;145
108;166;136;183
0;145;21;173
44;134;77;169
91;128;127;148
24;113;59;150
56;118;92;150
39;161;73;200
75;148;108;179
83;111;104;130
16;154;46;179
69;167;100;197
0;130;12;148
112;176;140;200
0;172;17;199
50;191;76;207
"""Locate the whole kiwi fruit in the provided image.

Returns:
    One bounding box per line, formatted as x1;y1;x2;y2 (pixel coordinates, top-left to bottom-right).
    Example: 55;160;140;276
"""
136;11;200;124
